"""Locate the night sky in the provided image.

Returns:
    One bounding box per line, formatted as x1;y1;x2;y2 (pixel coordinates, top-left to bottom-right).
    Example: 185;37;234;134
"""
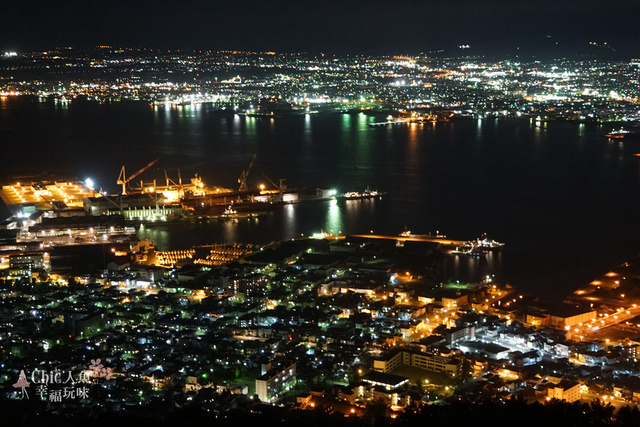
3;0;640;56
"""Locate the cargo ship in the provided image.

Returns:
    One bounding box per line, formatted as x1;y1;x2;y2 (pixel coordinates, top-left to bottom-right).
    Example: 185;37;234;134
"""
601;127;640;139
474;235;505;250
340;188;385;200
181;187;339;218
183;195;275;219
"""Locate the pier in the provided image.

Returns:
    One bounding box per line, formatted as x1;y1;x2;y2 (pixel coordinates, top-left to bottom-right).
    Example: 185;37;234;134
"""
351;234;465;246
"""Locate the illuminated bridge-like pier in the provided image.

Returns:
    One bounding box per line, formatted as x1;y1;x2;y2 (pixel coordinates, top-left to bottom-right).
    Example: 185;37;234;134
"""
351;234;465;246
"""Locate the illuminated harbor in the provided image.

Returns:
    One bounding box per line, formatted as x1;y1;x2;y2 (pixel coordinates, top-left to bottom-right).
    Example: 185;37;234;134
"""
2;0;640;420
1;49;640;423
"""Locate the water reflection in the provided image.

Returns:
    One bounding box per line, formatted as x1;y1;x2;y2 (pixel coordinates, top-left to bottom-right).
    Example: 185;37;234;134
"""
245;116;256;135
221;220;238;242
324;199;343;234
408;122;418;145
303;113;312;144
0;97;622;300
342;113;351;130
137;225;171;250
357;112;368;128
283;204;297;238
444;251;503;284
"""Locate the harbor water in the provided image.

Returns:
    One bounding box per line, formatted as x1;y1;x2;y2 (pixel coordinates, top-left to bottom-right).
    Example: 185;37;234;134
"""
2;97;640;300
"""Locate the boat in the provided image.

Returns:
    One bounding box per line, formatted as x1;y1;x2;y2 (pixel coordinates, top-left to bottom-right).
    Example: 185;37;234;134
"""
451;243;482;256
601;127;640;139
451;234;504;255
340;188;385;200
368;115;409;127
474;234;505;250
220;205;237;219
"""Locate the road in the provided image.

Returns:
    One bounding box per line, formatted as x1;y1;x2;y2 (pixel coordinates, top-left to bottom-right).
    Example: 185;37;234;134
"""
574;304;640;343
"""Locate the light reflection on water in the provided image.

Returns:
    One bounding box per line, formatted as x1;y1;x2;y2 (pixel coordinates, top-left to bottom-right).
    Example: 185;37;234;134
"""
136;197;505;286
137;200;353;249
2;98;640;300
324;199;342;234
283;203;298;239
444;251;503;284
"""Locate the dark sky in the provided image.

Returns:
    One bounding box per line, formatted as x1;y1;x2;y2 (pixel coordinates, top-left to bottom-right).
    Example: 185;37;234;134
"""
3;0;639;56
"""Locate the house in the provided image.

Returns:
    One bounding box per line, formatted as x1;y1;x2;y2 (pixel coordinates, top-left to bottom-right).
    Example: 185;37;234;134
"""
547;379;581;403
372;347;460;375
255;360;296;402
107;259;130;272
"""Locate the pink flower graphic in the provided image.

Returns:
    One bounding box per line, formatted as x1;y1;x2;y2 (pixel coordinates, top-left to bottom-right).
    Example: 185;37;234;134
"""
88;358;112;379
103;367;113;380
89;358;103;372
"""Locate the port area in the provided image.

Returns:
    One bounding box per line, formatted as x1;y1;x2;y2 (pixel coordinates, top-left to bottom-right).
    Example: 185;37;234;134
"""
553;255;640;346
0;168;384;225
0;177;384;227
368;113;454;127
184;189;385;221
0;177;93;213
0;162;386;224
182;187;383;221
114;185;385;222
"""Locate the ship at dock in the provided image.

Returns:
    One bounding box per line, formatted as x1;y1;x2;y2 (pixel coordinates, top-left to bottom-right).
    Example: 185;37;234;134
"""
339;188;385;200
1;157;386;225
182;194;275;219
600;127;640;139
182;186;361;219
475;234;505;250
451;234;505;255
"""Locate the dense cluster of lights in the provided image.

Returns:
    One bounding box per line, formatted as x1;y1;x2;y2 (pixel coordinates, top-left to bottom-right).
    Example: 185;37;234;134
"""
1;48;638;121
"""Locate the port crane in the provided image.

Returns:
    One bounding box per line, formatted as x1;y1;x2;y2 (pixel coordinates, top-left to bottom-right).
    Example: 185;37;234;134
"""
261;173;287;201
117;159;158;195
164;169;182;188
238;152;257;192
164;169;187;199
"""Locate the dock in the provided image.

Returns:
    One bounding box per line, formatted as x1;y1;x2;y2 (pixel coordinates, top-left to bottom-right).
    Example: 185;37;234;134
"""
351;234;465;246
0;180;92;213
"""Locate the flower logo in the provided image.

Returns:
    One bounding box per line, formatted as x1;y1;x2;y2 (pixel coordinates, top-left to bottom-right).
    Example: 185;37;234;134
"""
88;358;113;380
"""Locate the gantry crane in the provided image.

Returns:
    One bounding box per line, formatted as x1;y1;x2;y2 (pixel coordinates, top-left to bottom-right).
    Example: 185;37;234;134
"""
238;152;257;192
117;159;159;195
164;169;187;199
261;173;287;201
